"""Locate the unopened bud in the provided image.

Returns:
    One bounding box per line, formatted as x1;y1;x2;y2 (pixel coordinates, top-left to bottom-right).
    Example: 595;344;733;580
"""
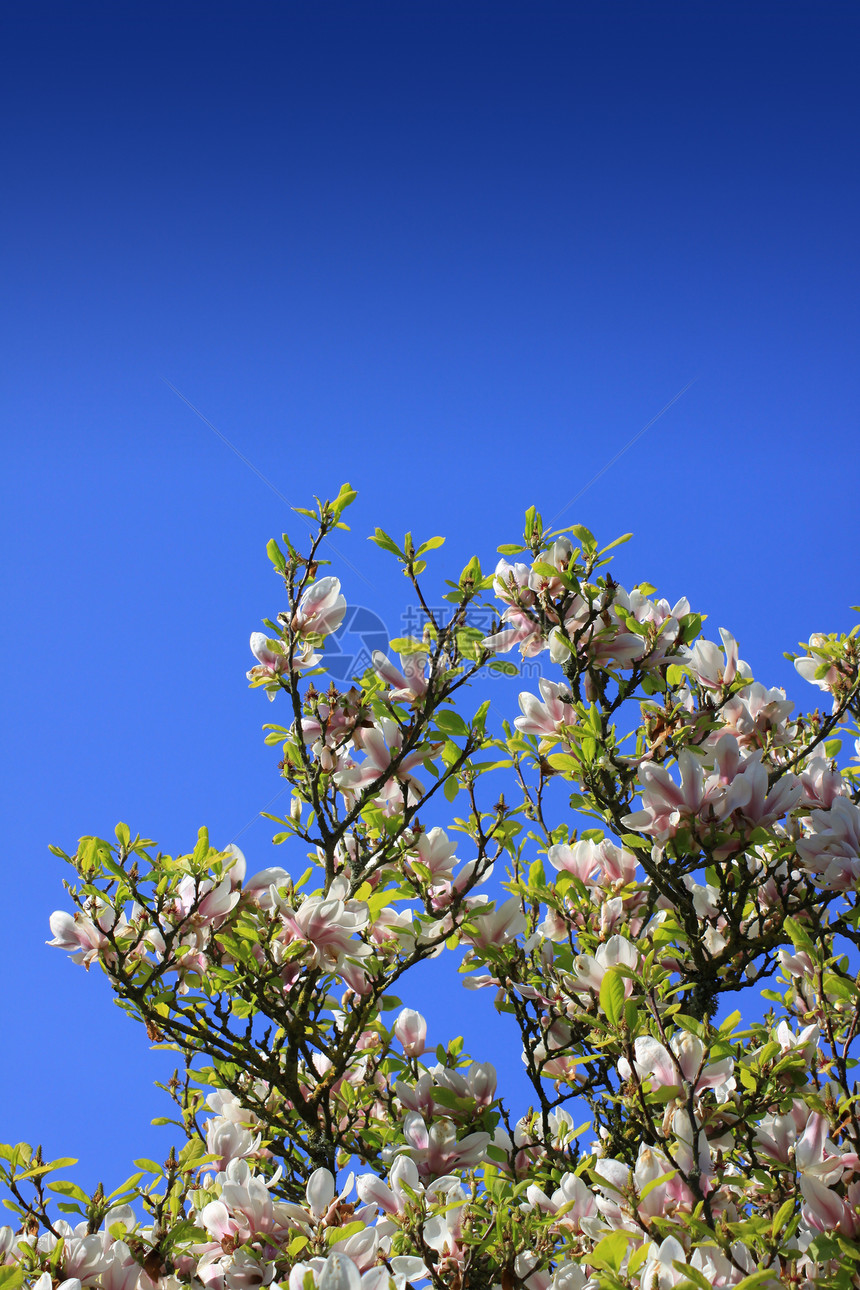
393;1007;427;1058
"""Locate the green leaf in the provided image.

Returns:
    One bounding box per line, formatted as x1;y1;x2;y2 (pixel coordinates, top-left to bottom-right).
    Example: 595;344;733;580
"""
387;637;426;655
720;1009;742;1035
434;710;469;738
639;1169;676;1201
0;1267;25;1290
471;699;492;735
733;1273;781;1290
332;482;358;515
417;535;445;554
369;528;403;557
325;1221;367;1246
600;532;633;554
599;969;626;1026
266;538;287;572
489;660;519;676
531;561;560;579
107;1172;144;1200
672;1267;712;1290
48;1180;90;1204
784;916;813;951
674;1013;705;1040
589;1229;630;1272
176;1138;216;1173
627;1243;650;1276
134;1159;164;1175
528;859;546;888
772;1196;796;1237
570;523;597;552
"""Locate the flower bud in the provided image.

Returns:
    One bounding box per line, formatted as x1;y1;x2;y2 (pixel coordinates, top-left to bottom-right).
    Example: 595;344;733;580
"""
394;1007;427;1057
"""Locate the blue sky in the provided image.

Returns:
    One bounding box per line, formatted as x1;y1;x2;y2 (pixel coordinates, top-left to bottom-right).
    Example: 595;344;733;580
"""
2;2;859;1191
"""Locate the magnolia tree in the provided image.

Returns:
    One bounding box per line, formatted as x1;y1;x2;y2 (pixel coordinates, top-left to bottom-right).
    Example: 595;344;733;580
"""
6;484;860;1290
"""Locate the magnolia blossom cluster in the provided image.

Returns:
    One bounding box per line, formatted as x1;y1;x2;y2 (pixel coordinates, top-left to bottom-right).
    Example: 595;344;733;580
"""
20;507;860;1290
248;577;348;695
47;829;493;1002
6;1062;860;1290
485;541;691;688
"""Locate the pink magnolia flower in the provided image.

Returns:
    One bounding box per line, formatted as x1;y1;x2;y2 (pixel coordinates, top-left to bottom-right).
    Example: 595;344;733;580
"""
612;586;690;670
405;827;458;883
641;1235;688;1290
633;1143;695;1220
795;634;845;709
547;839;637;889
36;1226;118;1287
775;1020;820;1061
47;910;108;968
294;576;347;637
357;1156;423;1218
799;753;844;809
419;1175;468;1259
550;1265;591;1290
550;611;643;671
704;742;803;830
100;1242;145;1290
718;681;795;749
523;1172;598;1233
399;1112;491;1177
393;1007;428;1057
669;1108;716;1196
247;632;321;692
328;1225;380;1274
422;1061;497;1111
305;1167;339;1222
570;935;640;996
618;1033;735;1101
797;796;860;891
483;607;546;658
278;878;370;975
302;693;364;748
514;679;574;742
296;1253;359;1290
174;873;240;927
200;1163;293;1245
334;719;427;807
493;558;535;607
242;866;290;911
527;538;575;597
367;904;416;952
623;739;801;841
204;1093;262;1170
795;1112;859;1231
682;628;742;690
462;896;527;950
372;651;429;703
32;1278;82;1290
621;750;707;840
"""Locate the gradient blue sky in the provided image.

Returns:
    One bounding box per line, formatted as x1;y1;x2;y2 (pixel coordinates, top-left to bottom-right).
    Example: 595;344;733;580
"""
2;2;859;1191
